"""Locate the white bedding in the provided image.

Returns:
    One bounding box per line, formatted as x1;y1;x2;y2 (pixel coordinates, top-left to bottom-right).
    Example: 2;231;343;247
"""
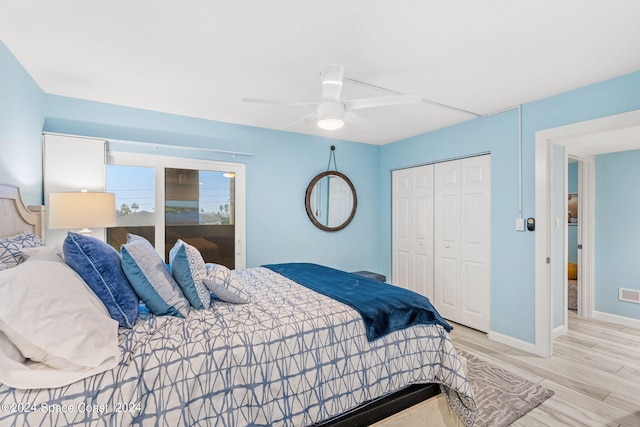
0;266;476;426
0;260;120;389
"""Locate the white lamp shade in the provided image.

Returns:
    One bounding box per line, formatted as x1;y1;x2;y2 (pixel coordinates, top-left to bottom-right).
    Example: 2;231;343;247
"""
49;192;117;230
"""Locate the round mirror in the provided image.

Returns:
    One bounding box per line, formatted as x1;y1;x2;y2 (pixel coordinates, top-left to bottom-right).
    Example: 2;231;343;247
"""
305;171;357;232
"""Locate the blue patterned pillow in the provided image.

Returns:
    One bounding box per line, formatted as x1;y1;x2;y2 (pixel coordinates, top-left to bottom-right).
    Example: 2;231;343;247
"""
169;240;211;310
0;232;44;268
121;234;190;318
63;232;139;328
203;263;249;304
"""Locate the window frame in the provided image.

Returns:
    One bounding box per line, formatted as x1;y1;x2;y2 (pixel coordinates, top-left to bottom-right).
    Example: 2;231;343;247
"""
107;151;246;269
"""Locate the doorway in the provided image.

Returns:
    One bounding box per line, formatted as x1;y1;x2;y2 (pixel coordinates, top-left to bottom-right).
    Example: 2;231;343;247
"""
567;158;580;316
535;109;640;357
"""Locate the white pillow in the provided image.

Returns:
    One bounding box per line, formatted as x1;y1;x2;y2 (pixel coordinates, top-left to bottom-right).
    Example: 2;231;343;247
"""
0;331;24;363
0;338;118;390
0;260;120;372
203;263;250;304
21;245;65;263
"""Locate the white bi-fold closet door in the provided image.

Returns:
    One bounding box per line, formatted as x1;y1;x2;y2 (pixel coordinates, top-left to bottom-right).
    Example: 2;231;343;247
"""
434;155;491;332
392;155;491;332
392;164;435;300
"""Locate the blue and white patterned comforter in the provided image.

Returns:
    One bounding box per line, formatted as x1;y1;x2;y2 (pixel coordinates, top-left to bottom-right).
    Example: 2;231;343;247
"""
0;267;477;426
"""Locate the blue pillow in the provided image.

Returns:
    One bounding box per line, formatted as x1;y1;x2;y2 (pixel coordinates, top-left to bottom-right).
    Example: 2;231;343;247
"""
121;234;190;318
169;240;211;310
63;232;138;328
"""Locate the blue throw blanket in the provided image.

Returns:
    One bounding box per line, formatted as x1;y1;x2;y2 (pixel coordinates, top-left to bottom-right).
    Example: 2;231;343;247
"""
262;263;451;341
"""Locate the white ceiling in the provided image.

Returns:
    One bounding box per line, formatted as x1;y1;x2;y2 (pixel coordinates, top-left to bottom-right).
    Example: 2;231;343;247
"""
1;1;639;145
565;125;640;155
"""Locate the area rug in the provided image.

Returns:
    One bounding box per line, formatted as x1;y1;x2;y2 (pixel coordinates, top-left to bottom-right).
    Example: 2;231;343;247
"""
458;350;554;427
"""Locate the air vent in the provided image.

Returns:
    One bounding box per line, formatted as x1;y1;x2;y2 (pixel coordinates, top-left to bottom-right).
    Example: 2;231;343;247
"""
619;288;640;304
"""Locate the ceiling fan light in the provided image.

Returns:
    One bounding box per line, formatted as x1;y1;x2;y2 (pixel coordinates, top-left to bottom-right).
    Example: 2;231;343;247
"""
317;101;346;130
322;80;343;87
317;117;345;130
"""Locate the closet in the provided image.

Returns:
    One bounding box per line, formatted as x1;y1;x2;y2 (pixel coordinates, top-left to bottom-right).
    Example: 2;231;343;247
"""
392;155;491;332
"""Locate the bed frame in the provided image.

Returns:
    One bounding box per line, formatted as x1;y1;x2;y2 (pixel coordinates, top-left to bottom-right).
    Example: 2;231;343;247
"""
318;383;459;427
0;184;45;240
0;183;460;427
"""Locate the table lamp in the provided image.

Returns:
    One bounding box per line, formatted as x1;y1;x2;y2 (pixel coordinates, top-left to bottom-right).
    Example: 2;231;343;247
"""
49;191;117;235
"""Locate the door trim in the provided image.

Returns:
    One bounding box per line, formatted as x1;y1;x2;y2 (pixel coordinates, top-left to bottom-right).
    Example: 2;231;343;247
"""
534;109;640;357
565;153;594;321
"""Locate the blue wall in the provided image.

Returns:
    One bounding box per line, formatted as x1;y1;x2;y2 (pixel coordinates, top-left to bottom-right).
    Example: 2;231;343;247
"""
380;71;640;344
0;42;45;205
595;150;640;320
379;109;533;342
42;98;381;272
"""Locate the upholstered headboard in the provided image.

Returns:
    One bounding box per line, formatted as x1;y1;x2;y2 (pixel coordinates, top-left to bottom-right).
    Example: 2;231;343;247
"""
0;184;45;240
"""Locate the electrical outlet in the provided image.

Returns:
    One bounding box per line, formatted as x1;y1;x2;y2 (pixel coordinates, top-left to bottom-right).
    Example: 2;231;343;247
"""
515;218;525;231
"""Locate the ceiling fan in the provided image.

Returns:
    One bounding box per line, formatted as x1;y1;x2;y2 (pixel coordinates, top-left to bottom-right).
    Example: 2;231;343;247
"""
242;64;422;130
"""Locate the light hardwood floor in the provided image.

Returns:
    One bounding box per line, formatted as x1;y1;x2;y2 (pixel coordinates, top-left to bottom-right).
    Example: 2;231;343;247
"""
448;311;640;427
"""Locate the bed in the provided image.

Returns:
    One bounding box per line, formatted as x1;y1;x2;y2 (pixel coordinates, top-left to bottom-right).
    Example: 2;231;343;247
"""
0;184;477;426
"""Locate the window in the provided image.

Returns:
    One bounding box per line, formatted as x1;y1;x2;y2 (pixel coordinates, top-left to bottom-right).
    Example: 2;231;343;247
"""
106;152;245;269
164;168;236;267
106;165;156;250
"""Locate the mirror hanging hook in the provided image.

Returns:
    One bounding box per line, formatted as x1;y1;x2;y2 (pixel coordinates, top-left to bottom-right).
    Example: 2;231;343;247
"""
327;145;338;171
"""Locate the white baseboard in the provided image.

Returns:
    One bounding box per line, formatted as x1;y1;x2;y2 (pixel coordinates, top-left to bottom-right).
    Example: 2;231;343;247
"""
591;310;640;329
552;324;568;338
488;330;537;354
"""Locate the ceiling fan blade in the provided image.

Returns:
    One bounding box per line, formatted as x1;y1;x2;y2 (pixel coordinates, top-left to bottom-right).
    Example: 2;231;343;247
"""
344;94;422;110
321;64;344;101
242;97;316;108
286;111;317;129
344;111;369;130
